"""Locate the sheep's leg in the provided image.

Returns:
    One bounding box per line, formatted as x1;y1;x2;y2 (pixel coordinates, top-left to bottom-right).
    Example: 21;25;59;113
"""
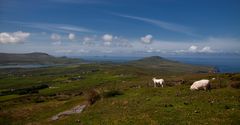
154;82;156;88
207;84;211;91
203;87;207;90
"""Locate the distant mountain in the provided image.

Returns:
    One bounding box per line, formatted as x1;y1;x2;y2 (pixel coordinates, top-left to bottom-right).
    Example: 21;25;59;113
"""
0;52;83;65
127;56;215;73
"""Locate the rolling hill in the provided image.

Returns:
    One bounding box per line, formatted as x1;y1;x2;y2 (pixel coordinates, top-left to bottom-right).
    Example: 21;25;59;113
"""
0;53;215;73
0;52;83;65
126;56;215;73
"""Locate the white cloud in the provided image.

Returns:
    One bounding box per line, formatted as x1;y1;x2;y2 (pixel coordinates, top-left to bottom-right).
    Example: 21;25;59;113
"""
141;34;153;44
188;45;214;53
58;26;92;32
199;46;213;53
51;33;61;42
0;31;30;44
114;13;196;36
175;45;214;53
68;33;75;41
188;45;198;52
102;34;113;46
102;34;113;42
6;21;93;33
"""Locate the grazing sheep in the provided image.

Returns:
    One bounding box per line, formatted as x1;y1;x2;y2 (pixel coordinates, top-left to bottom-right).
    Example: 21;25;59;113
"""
152;78;164;88
190;79;211;91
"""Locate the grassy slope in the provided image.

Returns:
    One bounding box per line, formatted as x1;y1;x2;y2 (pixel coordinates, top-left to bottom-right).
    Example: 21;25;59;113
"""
58;87;239;125
0;52;82;65
0;59;239;125
127;56;214;74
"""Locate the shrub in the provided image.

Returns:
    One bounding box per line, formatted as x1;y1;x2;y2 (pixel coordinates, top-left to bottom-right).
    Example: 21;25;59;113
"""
210;82;227;89
87;89;100;105
0;84;48;96
55;95;70;101
230;82;240;89
230;75;240;81
102;90;123;98
34;97;45;103
210;79;228;89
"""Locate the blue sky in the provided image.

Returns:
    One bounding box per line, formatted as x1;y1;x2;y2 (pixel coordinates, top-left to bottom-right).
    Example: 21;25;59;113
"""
0;0;240;56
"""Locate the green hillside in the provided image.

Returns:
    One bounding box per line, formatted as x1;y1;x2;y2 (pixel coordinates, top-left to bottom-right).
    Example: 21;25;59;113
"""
0;56;239;125
0;52;83;65
127;56;214;74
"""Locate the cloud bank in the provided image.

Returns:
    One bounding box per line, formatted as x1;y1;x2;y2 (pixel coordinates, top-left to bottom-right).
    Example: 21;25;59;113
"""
0;30;239;56
176;45;214;53
0;31;30;44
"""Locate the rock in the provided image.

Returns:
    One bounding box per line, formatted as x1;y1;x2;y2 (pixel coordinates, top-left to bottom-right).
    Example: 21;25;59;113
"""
51;104;86;121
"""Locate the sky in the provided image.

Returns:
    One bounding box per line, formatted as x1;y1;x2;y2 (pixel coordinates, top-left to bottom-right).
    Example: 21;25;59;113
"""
0;0;240;57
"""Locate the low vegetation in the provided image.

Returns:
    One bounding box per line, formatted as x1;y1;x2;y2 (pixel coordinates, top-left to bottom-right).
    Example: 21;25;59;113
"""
102;90;123;98
0;56;239;124
0;84;49;96
86;89;101;105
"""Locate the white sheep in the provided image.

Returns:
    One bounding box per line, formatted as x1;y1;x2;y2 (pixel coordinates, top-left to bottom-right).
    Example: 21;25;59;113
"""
152;78;164;88
190;79;211;91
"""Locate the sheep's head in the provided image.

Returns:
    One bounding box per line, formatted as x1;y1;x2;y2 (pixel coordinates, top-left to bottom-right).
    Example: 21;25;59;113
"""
190;85;196;91
212;78;216;80
152;77;156;80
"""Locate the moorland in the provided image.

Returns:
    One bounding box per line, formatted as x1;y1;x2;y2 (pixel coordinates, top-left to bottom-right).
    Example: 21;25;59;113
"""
0;53;239;125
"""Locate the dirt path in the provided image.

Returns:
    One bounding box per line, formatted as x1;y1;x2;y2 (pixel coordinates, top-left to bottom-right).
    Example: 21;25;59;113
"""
51;103;87;121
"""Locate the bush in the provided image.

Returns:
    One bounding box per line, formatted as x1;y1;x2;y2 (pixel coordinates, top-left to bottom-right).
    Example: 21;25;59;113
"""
0;84;48;96
230;82;240;89
87;89;100;105
210;82;228;89
55;95;71;101
102;90;123;98
209;78;228;89
34;97;45;103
